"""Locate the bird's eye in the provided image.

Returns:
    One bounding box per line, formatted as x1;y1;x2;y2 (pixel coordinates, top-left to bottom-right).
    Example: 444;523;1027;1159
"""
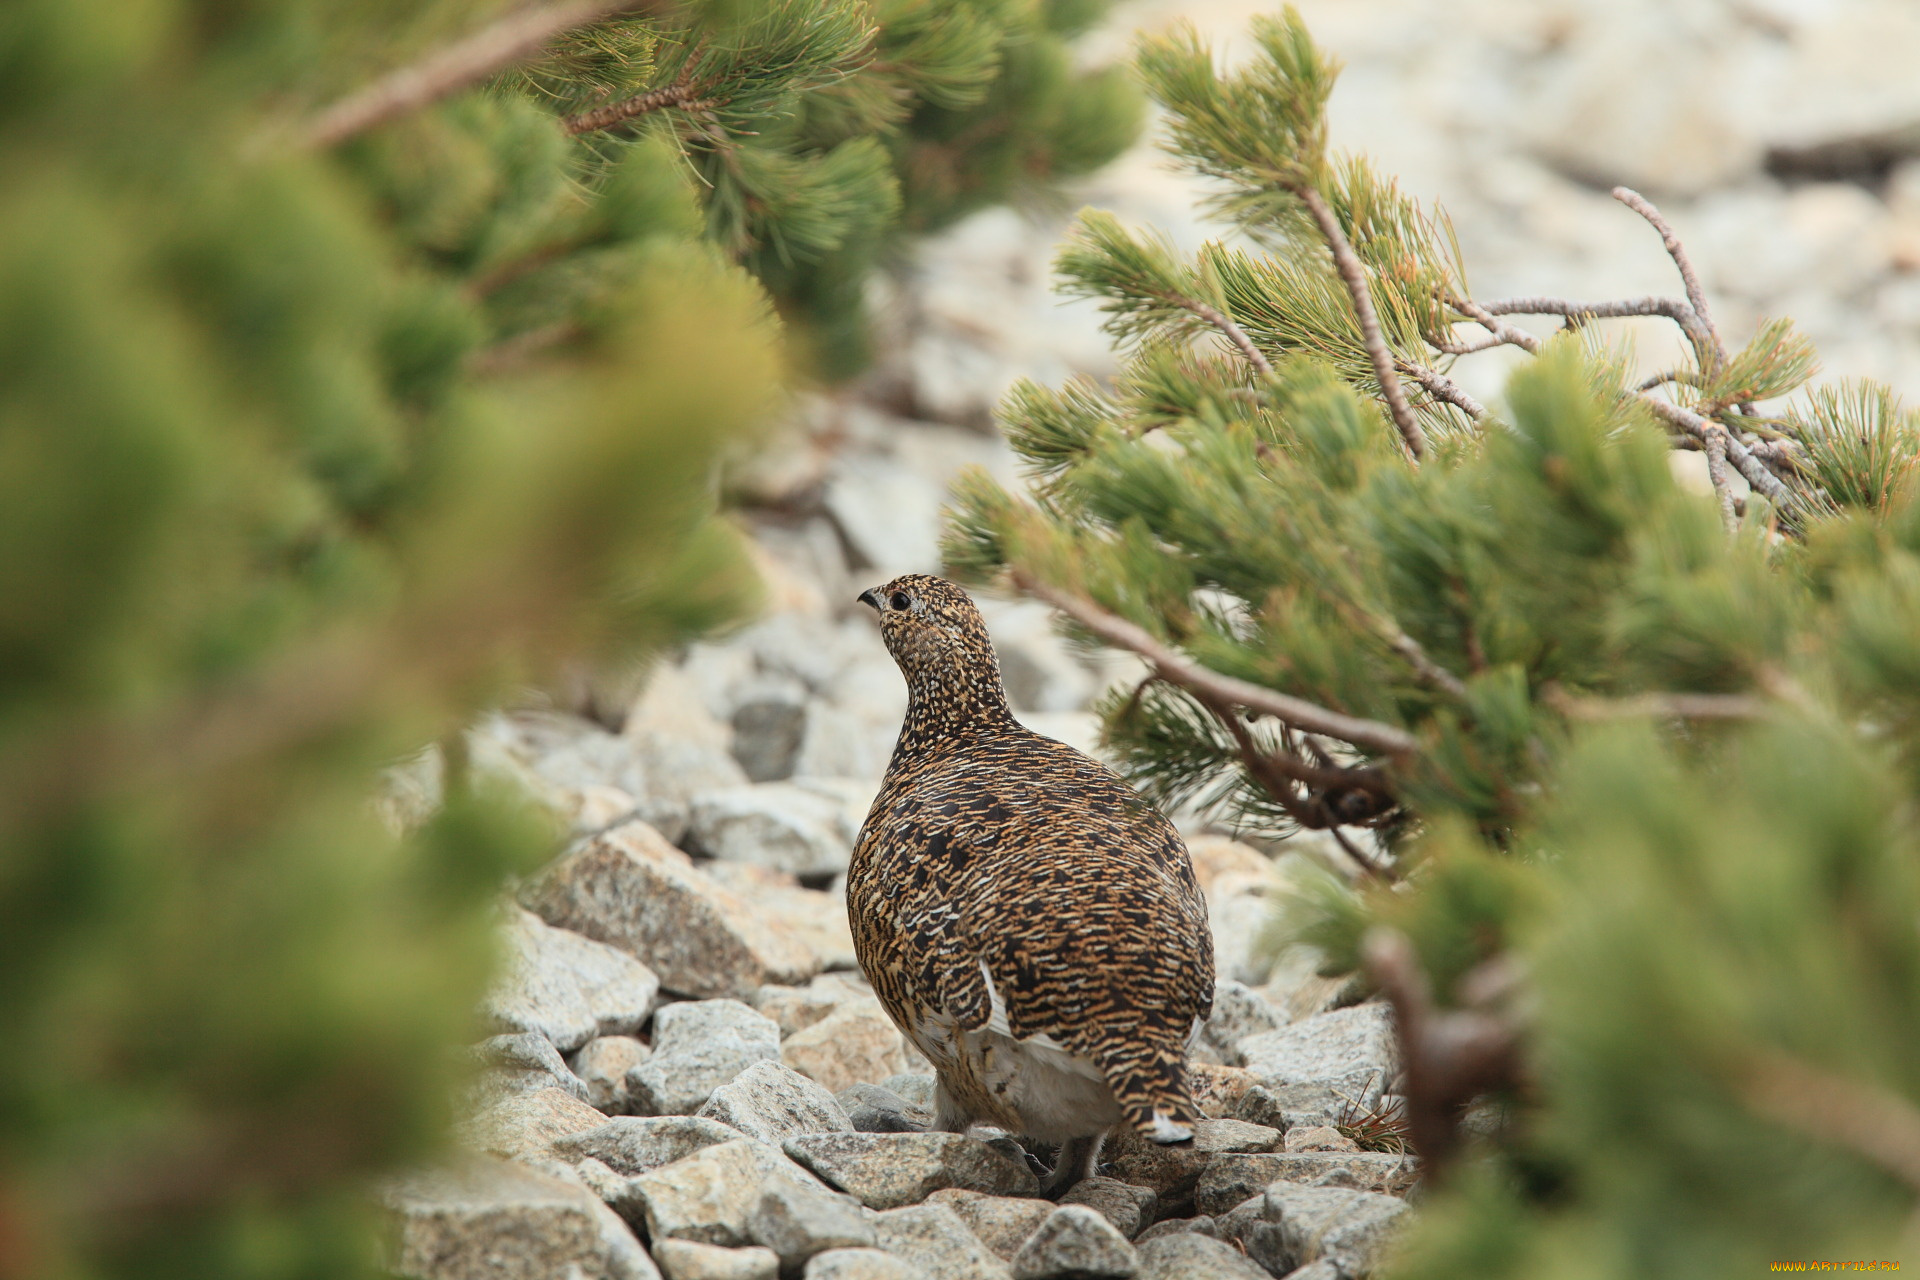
889;591;911;611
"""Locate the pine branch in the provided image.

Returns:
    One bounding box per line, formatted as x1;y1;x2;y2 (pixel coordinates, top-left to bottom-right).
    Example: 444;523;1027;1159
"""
303;0;655;147
1400;359;1485;420
1449;296;1540;353
1612;186;1729;374
1296;185;1426;461
564;61;710;134
1472;294;1714;363
1185;300;1274;376
1637;395;1798;510
1008;568;1422;758
1193;688;1400;842
1705;425;1740;533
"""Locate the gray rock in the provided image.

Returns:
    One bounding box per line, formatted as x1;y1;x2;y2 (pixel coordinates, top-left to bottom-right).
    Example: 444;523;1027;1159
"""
385;1156;659;1280
1209;1196;1272;1272
1238;1005;1398;1102
1009;1204;1138;1279
1133;1218;1214;1245
653;1239;780;1280
1196;981;1282;1068
782;998;911;1093
631;1137;830;1248
753;977;865;1037
689;782;852;879
1283;1264;1342;1280
472;1031;591;1104
1284;1126;1356;1154
1233;1082;1358;1133
1105;1119;1282;1207
629;999;782;1115
699;1059;855;1142
1060;1178;1157;1240
730;680;810;783
881;1075;936;1109
804;1248;932;1280
552;1116;745;1177
924;1190;1053;1260
837;1083;933;1134
747;1174;879;1270
1133;1233;1270;1280
462;1085;609;1162
1194;1153;1414;1217
869;1203;1014;1280
574;1035;651;1113
486;908;662;1052
783;1132;1041;1209
520;821;818;1001
1263;1183;1410;1276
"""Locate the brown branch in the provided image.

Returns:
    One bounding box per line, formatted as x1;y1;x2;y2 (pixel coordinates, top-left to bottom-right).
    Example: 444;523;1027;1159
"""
1009;569;1421;758
1637;395;1798;510
302;0;651;148
564;67;710;135
1295;185;1427;461
1740;1050;1920;1193
1612;186;1729;374
1474;295;1714;361
1704;425;1740;533
1635;368;1702;393
1449;296;1542;354
1381;623;1471;700
1364;928;1526;1178
1181;300;1274;377
1399;360;1486;421
1431;329;1509;357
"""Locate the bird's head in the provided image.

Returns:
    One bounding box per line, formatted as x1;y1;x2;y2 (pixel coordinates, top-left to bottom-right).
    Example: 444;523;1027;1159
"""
857;574;1006;704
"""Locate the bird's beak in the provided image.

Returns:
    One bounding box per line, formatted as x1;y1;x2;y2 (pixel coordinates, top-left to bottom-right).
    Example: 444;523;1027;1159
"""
857;587;883;611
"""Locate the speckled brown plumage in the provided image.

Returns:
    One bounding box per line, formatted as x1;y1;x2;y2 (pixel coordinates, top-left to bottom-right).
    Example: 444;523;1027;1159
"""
847;574;1214;1155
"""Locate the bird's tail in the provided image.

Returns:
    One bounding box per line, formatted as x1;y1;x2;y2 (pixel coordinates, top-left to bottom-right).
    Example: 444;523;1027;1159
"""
1107;1056;1200;1145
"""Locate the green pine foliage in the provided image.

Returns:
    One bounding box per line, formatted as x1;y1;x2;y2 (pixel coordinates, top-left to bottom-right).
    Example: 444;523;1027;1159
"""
0;0;786;1275
478;0;1144;379
945;8;1920;1275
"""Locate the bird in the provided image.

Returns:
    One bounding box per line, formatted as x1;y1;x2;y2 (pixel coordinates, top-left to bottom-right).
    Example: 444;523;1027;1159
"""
846;573;1215;1192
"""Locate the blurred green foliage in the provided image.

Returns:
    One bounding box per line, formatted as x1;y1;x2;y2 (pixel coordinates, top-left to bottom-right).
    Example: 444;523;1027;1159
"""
946;8;1920;1275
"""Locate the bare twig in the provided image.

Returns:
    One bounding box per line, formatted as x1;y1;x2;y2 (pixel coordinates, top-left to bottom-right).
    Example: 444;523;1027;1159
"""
1636;368;1702;393
1201;696;1400;844
1431;329;1509;357
1381;624;1472;700
564;66;710;135
1182;300;1274;377
1704;426;1740;533
1740;1050;1920;1193
1009;569;1421;758
303;0;650;148
1613;187;1729;374
1364;929;1526;1178
1474;295;1714;361
1636;396;1798;510
1400;360;1486;420
1448;296;1541;354
1295;185;1427;461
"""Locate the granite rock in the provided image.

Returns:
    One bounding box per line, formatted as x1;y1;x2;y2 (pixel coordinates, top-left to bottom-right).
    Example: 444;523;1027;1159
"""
385;1156;658;1280
1059;1178;1158;1240
688;782;854;879
552;1116;745;1177
520;821;818;1000
698;1059;856;1142
1105;1119;1281;1207
1133;1233;1269;1280
462;1085;609;1162
747;1173;879;1271
869;1203;1015;1280
924;1190;1053;1261
472;1031;591;1104
1261;1183;1410;1276
573;1035;651;1113
485;908;661;1052
804;1247;932;1280
782;998;911;1093
783;1132;1041;1209
630;1137;832;1248
629;999;782;1115
1008;1204;1138;1280
836;1082;933;1135
652;1240;779;1280
1238;1005;1398;1103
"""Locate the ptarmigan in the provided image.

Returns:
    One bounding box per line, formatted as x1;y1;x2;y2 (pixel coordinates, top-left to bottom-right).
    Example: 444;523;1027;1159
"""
847;573;1214;1190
